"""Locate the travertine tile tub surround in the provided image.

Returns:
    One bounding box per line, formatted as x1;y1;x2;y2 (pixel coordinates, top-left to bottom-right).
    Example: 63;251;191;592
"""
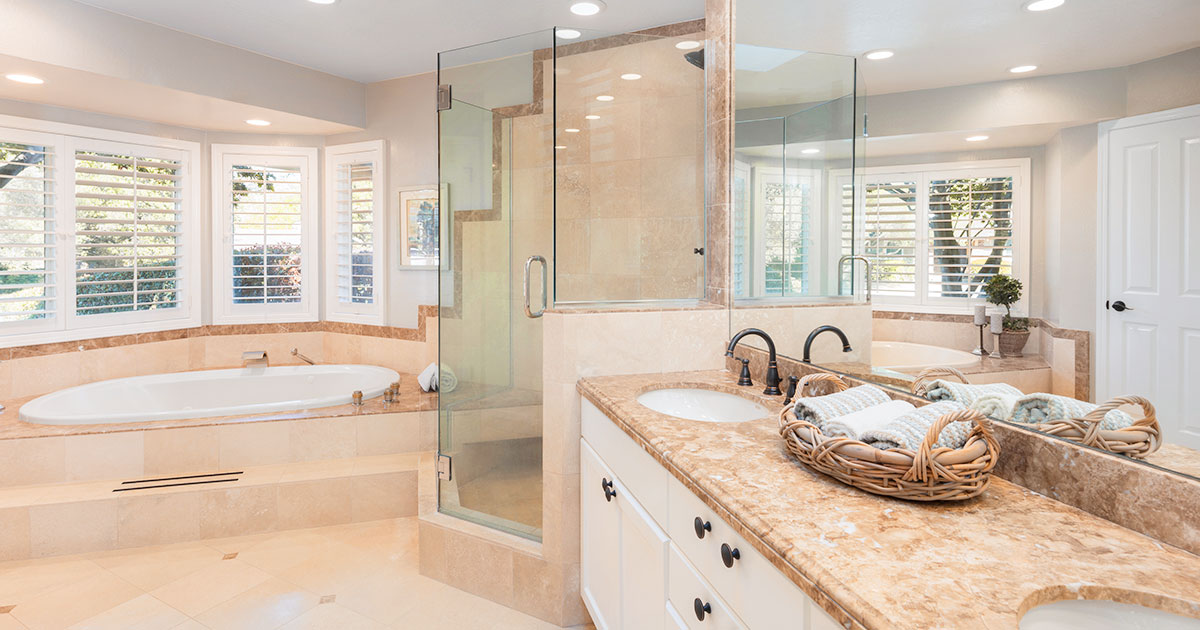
725;346;1200;557
578;370;1200;630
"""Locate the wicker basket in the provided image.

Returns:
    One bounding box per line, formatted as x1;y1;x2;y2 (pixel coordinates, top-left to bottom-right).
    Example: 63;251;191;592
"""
910;367;1163;459
778;375;1000;502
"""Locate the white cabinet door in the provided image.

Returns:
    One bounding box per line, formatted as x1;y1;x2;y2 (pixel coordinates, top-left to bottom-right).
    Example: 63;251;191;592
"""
618;483;670;629
582;441;623;630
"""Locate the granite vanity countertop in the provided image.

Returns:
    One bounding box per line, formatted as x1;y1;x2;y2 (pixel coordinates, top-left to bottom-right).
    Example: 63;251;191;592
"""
577;370;1200;630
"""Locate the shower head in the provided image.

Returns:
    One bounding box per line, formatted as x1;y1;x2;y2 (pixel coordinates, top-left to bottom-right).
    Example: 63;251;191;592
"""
684;48;704;70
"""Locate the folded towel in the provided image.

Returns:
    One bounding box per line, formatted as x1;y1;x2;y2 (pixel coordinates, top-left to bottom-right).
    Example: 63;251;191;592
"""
439;365;458;393
971;393;1018;421
823;400;917;441
924;379;1022;406
1010;393;1133;430
418;363;439;392
862;401;971;451
793;384;892;431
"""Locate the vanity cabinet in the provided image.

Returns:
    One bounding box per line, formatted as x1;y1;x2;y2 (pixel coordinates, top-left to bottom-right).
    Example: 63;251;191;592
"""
581;400;845;630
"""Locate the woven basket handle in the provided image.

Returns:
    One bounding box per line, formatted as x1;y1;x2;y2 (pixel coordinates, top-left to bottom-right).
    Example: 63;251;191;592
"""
910;366;970;396
904;408;991;482
1077;395;1161;455
797;373;850;398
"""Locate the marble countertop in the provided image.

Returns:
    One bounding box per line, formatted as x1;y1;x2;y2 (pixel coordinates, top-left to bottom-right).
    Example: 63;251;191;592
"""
577;369;1200;630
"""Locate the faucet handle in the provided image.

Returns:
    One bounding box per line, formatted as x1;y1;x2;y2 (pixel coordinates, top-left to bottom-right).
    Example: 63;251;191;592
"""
736;358;753;387
782;375;799;405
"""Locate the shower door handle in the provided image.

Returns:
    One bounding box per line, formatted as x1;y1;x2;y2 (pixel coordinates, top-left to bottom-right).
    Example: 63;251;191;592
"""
523;255;547;318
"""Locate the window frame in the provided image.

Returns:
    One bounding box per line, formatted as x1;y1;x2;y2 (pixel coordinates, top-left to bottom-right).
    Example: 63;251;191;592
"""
0;115;201;347
833;157;1032;315
323;140;386;325
210;144;319;325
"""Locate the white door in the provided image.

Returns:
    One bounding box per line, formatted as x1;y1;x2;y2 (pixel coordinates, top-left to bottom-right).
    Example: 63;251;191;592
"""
581;441;622;630
1101;105;1200;449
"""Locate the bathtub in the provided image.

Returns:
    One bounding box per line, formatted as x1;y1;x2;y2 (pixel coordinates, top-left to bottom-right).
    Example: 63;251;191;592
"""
19;364;400;425
871;341;980;373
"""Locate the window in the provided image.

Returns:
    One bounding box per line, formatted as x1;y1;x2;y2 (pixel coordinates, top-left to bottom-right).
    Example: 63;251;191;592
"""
0;117;200;344
731;163;823;299
841;158;1030;313
324;141;385;324
212;145;318;324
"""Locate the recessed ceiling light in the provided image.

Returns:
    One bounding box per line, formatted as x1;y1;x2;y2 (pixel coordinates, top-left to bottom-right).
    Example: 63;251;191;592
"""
554;145;567;150
1023;0;1064;11
620;73;642;81
595;95;614;102
556;28;582;40
800;148;820;155
565;128;581;133
1009;65;1038;73
864;50;894;61
585;114;601;120
5;74;44;85
569;0;605;16
307;0;338;4
675;40;702;51
966;135;989;142
245;119;272;127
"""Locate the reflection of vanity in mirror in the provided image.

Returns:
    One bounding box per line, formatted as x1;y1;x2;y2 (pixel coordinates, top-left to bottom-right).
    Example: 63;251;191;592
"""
728;1;1200;482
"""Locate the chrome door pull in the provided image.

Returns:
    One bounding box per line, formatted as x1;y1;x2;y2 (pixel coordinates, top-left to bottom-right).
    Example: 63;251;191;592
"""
523;255;547;318
838;255;873;302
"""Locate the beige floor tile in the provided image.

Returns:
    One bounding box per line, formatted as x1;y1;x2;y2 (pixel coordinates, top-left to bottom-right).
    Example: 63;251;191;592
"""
64;594;188;630
230;529;331;575
334;570;443;626
0;614;27;630
167;621;208;630
149;559;271;617
10;570;140;630
0;556;106;606
193;578;319;630
388;580;516;630
277;603;387;630
197;531;277;556
87;542;226;592
317;518;418;558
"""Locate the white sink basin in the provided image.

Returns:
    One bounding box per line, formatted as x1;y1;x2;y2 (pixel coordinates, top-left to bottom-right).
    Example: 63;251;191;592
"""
636;388;769;423
1021;600;1200;629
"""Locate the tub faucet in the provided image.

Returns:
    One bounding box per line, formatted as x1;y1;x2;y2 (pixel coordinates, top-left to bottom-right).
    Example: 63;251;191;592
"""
802;326;853;363
725;328;783;396
291;348;315;365
242;351;269;368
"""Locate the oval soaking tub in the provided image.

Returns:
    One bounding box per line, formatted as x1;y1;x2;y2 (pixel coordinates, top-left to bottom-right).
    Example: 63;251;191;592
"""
871;340;980;373
19;364;400;425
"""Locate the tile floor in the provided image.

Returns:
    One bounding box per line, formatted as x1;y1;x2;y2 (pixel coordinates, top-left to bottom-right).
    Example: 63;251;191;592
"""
0;517;560;630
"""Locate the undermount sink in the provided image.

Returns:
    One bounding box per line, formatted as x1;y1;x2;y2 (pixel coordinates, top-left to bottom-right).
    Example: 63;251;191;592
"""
636;388;769;423
1020;600;1200;629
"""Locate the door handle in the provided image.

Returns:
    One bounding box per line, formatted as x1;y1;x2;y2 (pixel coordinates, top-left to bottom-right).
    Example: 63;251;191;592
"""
1110;300;1133;312
523;255;547;318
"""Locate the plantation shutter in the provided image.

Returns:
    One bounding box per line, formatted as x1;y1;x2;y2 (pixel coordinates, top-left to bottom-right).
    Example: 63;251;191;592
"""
926;175;1014;300
0;140;55;322
760;169;814;297
861;178;918;297
229;164;304;305
74;149;183;316
334;161;375;305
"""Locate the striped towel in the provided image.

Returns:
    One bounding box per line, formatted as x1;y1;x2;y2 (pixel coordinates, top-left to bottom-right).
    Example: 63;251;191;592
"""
862;401;972;451
924;379;1023;406
971;393;1018;421
793;385;892;431
1011;393;1133;430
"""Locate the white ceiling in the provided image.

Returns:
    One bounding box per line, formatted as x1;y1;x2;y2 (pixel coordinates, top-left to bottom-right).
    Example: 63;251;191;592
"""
739;0;1200;96
72;0;705;83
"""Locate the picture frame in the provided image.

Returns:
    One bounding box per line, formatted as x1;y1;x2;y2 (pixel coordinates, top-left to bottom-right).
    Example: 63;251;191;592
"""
398;186;440;267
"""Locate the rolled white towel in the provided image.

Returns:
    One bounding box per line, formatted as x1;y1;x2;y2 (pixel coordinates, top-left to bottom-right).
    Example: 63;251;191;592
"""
862;401;972;451
417;362;439;392
823;400;917;441
439;365;458;394
971;393;1018;421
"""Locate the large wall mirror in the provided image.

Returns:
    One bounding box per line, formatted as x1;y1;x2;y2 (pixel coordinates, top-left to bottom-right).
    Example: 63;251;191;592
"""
731;0;1200;482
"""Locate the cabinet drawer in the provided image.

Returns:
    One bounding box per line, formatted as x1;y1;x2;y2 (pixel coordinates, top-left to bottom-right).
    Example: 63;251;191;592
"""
582;399;669;527
668;477;809;629
667;542;746;630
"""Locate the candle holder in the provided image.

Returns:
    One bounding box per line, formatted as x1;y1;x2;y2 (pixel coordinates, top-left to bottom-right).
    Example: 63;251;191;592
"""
990;333;1004;359
973;324;987;356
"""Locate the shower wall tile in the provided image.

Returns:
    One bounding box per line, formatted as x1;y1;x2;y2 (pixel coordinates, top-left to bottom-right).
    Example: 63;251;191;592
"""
444;529;515;606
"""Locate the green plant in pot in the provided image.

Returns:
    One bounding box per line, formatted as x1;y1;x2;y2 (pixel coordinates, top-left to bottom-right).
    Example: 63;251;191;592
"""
984;274;1032;356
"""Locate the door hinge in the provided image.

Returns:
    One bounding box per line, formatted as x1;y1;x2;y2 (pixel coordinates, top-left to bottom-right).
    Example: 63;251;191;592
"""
436;453;452;481
437;84;452;111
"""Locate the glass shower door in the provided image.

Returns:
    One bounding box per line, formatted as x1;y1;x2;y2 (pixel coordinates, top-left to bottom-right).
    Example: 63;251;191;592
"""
437;31;553;541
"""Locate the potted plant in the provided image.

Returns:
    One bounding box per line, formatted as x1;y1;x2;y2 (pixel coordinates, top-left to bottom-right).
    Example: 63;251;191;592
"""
984;274;1032;356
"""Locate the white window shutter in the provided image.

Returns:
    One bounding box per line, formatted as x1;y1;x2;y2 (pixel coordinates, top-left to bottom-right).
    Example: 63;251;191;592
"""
324;141;385;324
0;138;56;326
